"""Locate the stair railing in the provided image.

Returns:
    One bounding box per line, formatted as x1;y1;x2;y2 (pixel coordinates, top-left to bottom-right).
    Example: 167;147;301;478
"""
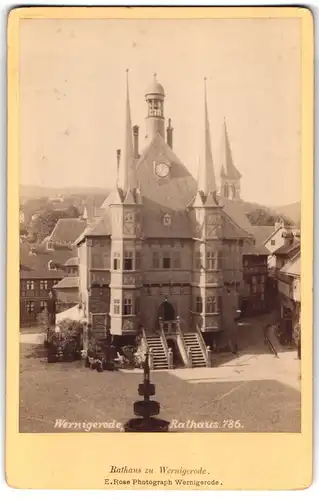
158;319;170;364
140;327;149;353
175;317;191;367
195;324;209;366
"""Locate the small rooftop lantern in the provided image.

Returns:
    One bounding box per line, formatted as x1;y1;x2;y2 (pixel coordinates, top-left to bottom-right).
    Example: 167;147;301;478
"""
124;350;170;432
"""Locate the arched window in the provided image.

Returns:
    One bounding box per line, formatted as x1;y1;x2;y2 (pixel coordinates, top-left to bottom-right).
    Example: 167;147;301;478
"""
224;184;229;198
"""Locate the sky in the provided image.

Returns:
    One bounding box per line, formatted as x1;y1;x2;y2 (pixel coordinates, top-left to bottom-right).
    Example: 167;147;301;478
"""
19;18;301;206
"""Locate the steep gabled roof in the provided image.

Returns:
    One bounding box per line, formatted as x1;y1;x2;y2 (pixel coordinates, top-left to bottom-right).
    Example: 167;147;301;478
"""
243;241;270;256
136;132;196;211
86;210;112;237
48;218;86;245
280;252;300;276
274;239;300;257
20;246;74;279
53;276;80;289
251;225;276;246
141;198;192;239
101;187;124;209
222;211;254;240
218;197;254;237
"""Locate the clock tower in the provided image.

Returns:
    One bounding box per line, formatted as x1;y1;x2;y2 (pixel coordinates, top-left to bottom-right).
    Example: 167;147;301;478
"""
145;74;165;140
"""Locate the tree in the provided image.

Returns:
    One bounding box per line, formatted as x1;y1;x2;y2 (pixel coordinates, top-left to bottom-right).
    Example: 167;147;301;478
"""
246;208;293;227
58;319;83;338
28;205;81;242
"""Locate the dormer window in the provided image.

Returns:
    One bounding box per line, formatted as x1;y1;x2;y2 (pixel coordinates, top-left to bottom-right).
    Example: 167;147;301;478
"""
163;213;171;226
48;260;56;271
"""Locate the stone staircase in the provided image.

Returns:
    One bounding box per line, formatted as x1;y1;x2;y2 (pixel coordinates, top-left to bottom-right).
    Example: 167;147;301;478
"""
145;333;169;370
182;331;207;367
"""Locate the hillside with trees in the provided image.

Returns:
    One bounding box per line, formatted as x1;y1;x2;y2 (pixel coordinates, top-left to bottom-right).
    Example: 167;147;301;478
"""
246;207;294;227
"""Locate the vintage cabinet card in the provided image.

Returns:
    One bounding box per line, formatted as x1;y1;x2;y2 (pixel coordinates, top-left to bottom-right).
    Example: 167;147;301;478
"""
6;6;313;490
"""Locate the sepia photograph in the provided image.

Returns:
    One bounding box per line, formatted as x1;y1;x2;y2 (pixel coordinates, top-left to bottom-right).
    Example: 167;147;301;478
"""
18;14;304;437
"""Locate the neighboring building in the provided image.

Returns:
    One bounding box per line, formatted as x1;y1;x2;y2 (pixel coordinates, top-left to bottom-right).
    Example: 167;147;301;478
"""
53;257;80;312
45;218;86;249
20;243;74;325
263;219;300;270
274;235;300;274
66;74;265;366
276;251;301;344
251;225;276;248
20;216;85;326
241;242;270;316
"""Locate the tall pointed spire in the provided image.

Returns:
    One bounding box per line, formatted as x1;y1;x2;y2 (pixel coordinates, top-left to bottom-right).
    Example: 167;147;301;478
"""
120;69;135;191
196;78;218;206
221;118;241;180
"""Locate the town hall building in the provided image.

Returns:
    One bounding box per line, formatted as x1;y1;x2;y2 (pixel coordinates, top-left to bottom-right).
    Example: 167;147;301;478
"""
58;73;263;368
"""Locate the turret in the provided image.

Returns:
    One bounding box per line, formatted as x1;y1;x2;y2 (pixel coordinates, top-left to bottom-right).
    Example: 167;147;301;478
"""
145;74;165;139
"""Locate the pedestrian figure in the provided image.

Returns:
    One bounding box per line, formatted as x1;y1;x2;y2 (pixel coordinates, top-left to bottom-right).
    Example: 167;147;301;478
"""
264;324;270;344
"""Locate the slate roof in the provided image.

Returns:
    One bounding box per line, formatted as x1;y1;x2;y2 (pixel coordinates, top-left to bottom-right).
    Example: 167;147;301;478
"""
86;209;112;237
136;132;197;211
20;245;75;279
218;197;254;237
250;225;276;246
243;241;270;256
48;218;86;245
75;133;255;243
274;240;300;257
53;276;80;289
64;257;79;267
280;253;300;276
141;199;193;239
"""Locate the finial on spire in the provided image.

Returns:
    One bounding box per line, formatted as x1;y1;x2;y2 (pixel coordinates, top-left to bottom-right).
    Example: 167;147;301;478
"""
204;77;208;97
153;72;157;80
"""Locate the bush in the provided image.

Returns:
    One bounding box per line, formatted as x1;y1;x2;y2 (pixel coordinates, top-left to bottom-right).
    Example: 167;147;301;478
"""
86;339;118;372
46;320;83;363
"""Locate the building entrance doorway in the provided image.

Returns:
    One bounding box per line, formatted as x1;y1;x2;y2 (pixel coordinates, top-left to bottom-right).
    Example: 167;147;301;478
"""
158;300;176;322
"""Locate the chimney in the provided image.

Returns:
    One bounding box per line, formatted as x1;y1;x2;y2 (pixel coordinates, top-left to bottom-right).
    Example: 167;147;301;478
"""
133;125;139;158
166;118;173;149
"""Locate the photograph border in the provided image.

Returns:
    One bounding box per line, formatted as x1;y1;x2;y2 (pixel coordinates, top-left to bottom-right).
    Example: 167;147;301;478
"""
6;5;313;490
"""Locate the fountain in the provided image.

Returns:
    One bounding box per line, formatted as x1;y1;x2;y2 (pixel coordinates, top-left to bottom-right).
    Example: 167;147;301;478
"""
124;350;170;432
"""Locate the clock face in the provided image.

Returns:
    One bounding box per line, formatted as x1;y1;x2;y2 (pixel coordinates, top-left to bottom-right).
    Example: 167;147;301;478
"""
155;162;170;178
124;212;134;223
